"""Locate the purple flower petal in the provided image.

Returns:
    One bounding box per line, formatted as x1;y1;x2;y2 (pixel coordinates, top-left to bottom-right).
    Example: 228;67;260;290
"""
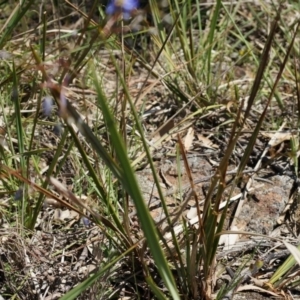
53;123;63;137
106;0;139;19
42;96;53;116
14;188;23;201
82;217;91;227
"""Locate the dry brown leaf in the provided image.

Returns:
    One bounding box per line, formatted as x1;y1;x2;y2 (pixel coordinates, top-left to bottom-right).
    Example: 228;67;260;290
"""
237;285;280;297
196;133;218;149
44;197;62;208
184;127;194;151
219;226;239;250
226;101;237;113
187;206;197;220
261;131;292;147
158;119;175;137
53;209;79;222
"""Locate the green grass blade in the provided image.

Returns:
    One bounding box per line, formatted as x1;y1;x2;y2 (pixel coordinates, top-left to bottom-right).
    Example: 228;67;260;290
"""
60;244;137;300
204;0;221;89
0;0;35;49
91;67;180;299
269;244;300;285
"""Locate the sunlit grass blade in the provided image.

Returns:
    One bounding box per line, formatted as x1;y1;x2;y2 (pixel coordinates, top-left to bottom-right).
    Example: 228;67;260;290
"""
269;243;300;285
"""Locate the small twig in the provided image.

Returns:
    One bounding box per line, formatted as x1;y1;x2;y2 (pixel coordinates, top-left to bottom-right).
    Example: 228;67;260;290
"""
164;168;258;198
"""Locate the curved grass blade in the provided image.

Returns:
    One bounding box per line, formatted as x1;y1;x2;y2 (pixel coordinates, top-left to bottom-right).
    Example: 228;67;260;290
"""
91;67;180;299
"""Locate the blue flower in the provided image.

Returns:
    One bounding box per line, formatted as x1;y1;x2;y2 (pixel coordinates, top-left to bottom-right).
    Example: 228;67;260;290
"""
82;217;91;228
106;0;139;19
53;123;63;137
42;96;53;116
14;187;23;201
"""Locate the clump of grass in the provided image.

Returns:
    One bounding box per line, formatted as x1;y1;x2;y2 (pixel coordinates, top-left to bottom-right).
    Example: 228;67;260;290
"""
1;0;300;299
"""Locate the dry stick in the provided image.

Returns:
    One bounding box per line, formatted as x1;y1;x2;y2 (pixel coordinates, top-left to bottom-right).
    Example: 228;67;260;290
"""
164;168;257;197
21;238;42;299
